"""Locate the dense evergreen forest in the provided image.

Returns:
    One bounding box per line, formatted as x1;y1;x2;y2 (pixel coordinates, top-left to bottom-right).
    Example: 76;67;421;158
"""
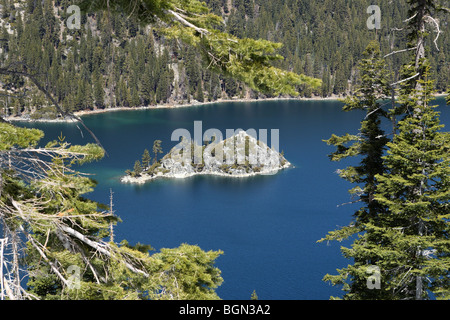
0;0;448;119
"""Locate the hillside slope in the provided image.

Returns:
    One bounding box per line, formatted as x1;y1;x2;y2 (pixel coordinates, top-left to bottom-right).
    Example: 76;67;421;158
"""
0;0;448;119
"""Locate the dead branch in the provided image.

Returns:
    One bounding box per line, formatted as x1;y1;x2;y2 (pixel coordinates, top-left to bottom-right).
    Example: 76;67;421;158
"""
384;46;418;58
404;13;418;23
391;73;420;87
167;9;210;36
423;15;442;51
24;227;70;287
58;224;149;278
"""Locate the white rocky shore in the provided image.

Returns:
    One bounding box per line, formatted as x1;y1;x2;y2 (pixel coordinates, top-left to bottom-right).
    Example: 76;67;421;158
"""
121;131;291;184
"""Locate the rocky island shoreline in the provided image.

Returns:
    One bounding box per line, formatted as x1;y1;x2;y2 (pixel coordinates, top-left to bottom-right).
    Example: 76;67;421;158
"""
121;131;291;184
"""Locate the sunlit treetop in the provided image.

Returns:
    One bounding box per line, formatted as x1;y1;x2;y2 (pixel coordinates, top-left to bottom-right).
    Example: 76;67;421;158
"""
77;0;321;96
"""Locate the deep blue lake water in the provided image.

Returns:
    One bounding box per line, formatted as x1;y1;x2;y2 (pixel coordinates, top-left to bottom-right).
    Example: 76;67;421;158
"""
19;97;449;300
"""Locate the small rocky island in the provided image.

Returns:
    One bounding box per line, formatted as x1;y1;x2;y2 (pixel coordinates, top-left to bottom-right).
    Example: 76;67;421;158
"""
121;131;291;184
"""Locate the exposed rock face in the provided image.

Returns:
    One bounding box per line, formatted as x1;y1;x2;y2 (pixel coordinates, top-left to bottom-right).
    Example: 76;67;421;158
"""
121;131;291;184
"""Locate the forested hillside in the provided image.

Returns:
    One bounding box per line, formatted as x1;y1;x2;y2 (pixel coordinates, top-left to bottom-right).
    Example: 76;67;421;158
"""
0;0;448;119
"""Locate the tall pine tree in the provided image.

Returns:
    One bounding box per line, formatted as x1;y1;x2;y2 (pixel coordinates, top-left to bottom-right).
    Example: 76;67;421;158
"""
319;40;393;299
373;58;450;300
321;1;449;300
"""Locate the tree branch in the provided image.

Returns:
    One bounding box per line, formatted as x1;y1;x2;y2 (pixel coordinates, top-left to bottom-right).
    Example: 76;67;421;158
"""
58;224;149;278
384;46;417;58
390;73;420;87
24;228;70;287
423;15;442;51
10;199;70;288
166;9;210;35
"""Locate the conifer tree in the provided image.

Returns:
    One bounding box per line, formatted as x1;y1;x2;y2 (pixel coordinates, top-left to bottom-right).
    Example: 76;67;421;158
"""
140;65;153;106
93;69;104;108
373;59;450;299
319;40;393;299
152;140;163;164
133;160;143;176
372;2;449;298
321;68;331;98
321;1;449;300
142;149;151;169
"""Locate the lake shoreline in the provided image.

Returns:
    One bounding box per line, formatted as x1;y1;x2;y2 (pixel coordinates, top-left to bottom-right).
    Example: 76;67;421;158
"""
120;162;292;185
3;95;343;123
3;93;447;123
74;96;343;117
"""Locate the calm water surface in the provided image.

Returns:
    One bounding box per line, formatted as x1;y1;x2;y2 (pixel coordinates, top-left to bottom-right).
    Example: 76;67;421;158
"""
20;98;449;300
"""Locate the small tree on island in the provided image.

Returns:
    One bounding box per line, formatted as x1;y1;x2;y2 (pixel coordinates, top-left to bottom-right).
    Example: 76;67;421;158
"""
133;160;143;177
153;140;163;164
142;149;151;170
